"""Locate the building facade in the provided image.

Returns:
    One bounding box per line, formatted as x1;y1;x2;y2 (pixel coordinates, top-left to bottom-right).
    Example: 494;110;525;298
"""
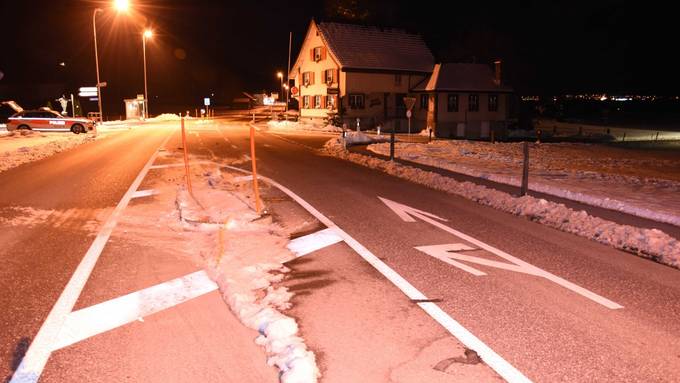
290;20;434;131
290;20;515;137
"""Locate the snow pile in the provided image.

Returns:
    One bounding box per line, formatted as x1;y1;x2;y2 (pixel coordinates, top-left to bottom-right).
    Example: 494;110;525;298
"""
324;139;680;269
0;131;100;173
175;167;320;383
148;113;181;122
267;120;343;133
367;141;680;227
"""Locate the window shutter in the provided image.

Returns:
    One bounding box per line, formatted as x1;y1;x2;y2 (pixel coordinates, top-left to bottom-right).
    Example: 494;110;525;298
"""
321;47;327;61
334;69;339;84
310;48;314;61
310;72;315;85
321;96;327;109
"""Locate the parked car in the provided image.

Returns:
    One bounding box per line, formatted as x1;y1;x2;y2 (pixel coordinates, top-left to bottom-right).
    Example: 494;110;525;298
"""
7;109;94;134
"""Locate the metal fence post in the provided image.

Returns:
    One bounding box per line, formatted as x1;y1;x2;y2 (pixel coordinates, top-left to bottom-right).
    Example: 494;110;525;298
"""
390;127;395;161
520;141;529;196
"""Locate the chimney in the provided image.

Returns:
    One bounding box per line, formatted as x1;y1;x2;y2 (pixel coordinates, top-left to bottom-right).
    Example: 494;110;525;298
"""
493;60;502;86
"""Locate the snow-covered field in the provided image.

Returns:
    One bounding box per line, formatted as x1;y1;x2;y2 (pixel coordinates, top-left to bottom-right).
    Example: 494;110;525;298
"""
534;118;680;141
267;119;342;133
323;138;680;269
368;140;680;227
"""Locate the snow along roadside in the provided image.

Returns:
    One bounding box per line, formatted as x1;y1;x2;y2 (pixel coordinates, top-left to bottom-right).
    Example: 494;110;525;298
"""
367;142;680;227
323;138;680;269
174;165;320;383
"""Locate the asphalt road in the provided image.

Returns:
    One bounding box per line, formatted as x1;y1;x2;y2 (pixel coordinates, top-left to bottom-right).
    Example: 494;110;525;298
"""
3;118;680;382
0;127;171;380
208;119;680;382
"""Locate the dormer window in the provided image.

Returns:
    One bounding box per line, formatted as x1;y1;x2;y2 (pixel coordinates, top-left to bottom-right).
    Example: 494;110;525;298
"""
314;47;322;61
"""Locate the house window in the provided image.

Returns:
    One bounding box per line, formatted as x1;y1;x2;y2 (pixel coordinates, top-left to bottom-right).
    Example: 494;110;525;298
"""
325;69;334;84
313;47;323;61
327;95;337;109
488;94;499;112
349;94;365;109
395;74;402;86
303;72;316;86
447;94;459;112
469;94;479;112
314;95;322;109
302;95;310;109
420;94;429;110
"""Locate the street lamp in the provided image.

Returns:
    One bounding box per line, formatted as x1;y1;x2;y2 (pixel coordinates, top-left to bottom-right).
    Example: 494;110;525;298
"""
142;29;153;118
283;84;289;112
93;0;130;124
276;71;283;107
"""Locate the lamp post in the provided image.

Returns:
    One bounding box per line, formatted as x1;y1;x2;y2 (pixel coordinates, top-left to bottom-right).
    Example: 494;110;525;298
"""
283;84;289;112
92;0;130;124
277;71;283;107
142;29;153;119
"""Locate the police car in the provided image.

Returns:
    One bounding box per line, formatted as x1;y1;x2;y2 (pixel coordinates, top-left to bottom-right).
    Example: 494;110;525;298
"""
7;108;95;134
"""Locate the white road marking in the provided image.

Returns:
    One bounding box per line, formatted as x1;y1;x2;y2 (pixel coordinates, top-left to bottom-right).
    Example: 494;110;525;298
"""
231;144;238;149
131;189;158;199
10;132;174;383
149;161;213;169
233;175;253;182
380;197;623;310
417;244;488;276
221;165;532;383
287;228;344;258
52;270;218;351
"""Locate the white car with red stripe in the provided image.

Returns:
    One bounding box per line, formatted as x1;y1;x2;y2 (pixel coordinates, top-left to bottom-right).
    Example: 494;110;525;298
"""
7;109;94;134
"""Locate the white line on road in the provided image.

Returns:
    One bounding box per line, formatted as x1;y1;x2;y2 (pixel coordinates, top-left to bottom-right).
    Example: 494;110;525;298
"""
287;228;344;258
131;189;158;199
10;131;174;383
149;161;213;169
51;270;218;351
221;165;532;383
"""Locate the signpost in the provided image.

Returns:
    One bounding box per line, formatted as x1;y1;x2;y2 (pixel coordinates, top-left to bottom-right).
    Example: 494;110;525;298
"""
404;97;416;136
204;98;210;118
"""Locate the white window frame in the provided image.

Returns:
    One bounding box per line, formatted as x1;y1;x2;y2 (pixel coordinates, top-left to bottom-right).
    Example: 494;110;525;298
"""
303;95;310;109
302;72;311;86
314;95;322;109
325;69;334;84
349;94;365;109
314;47;322;62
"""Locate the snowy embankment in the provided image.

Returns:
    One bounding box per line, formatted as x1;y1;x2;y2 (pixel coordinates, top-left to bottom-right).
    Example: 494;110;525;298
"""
368;141;680;227
0;130;101;173
168;161;319;383
267;120;342;133
324;138;680;269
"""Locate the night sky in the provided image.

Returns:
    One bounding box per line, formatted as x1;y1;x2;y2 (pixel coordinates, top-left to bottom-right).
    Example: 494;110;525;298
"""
0;0;674;116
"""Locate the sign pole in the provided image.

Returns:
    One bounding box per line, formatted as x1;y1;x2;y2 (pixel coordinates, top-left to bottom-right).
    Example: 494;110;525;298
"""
181;117;193;196
250;125;263;214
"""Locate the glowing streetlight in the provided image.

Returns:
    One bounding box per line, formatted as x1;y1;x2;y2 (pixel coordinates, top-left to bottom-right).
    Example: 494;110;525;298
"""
276;71;284;108
143;29;153;118
114;0;130;12
93;0;130;123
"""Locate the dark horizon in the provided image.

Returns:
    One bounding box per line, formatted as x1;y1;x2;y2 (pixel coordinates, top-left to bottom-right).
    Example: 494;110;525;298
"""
0;0;676;117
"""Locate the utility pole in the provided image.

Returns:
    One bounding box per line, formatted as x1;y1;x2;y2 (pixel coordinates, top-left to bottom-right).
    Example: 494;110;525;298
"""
286;31;292;112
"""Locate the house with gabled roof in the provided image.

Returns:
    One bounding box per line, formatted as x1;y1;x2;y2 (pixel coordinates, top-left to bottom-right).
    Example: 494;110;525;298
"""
289;20;516;137
289;20;434;131
412;62;516;138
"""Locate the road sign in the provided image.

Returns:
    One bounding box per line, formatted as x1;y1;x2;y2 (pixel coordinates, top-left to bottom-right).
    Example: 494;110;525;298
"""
291;86;298;95
404;97;416;111
98;82;107;88
406;110;412;119
204;97;211;106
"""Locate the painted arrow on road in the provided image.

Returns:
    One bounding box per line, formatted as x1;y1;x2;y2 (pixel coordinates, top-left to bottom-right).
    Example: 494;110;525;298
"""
378;197;623;310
